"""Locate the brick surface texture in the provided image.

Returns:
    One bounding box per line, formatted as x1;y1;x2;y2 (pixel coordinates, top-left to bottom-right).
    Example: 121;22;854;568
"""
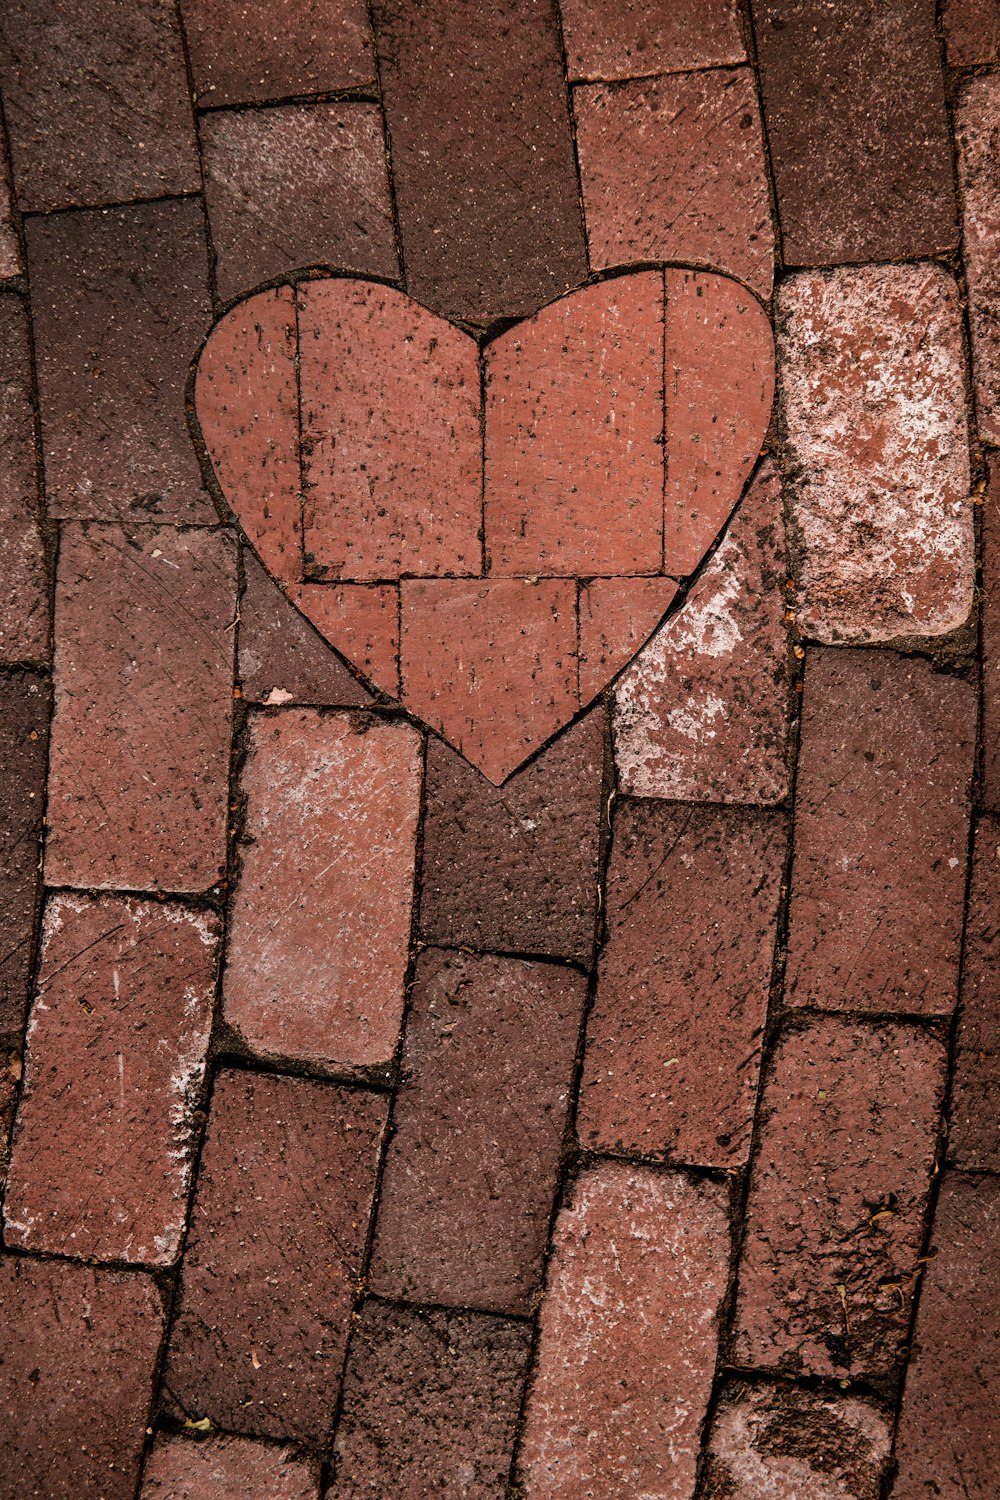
950;817;1000;1168
0;672;48;1035
141;1433;320;1498
0;296;47;663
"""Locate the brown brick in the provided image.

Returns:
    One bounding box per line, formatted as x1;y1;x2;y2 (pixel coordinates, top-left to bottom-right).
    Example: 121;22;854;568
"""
0;1257;164;1500
164;1070;387;1441
141;1433;320;1499
27;201;215;523
958;75;1000;447
786;650;974;1017
180;0;375;106
0;138;19;280
332;1301;531;1497
518;1163;729;1496
0;1053;18;1195
579;803;785;1168
732;1019;946;1379
239;554;370;708
0;296;47;664
945;0;1000;64
561;0;744;79
983;464;1000;806
369;949;586;1314
370;0;586;324
948;818;1000;1169
45;524;236;892
4;894;218;1265
0;672;47;1035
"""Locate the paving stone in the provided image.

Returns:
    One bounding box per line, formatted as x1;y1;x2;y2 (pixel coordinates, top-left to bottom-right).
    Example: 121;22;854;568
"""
957;75;1000;447
982;463;1000;805
224;709;421;1069
369;949;586;1314
0;672;48;1037
239;555;370;707
613;461;790;803
28;201;215;524
578;578;678;704
785;650;974;1017
180;0;375;106
0;1053;18;1194
0;1256;164;1500
291;582;399;696
0;296;47;664
578;803;786;1168
4;894;218;1266
702;1382;892;1500
164;1070;387;1441
948;818;1000;1170
141;1433;320;1499
751;0;957;265
778;264;974;643
370;0;586;324
945;0;1000;64
732;1019;946;1379
419;706;604;965
202;104;398;303
0;138;19;280
560;0;744;79
574;68;774;298
892;1172;1000;1499
45;524;236;892
518;1163;729;1497
0;0;199;212
331;1301;532;1497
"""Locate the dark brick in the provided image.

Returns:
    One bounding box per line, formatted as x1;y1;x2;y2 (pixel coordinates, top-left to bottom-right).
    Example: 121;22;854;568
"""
0;672;48;1036
561;0;745;80
948;818;1000;1169
0;139;19;279
983;464;1000;807
944;0;1000;64
958;75;1000;447
0;297;46;664
369;949;586;1314
142;1433;320;1498
370;0;587;324
239;554;370;707
0;1053;17;1194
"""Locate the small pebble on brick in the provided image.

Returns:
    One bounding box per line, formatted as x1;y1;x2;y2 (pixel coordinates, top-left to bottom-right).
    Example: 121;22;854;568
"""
0;672;48;1035
948;817;1000;1169
141;1432;320;1499
957;74;1000;446
0;296;46;665
560;0;745;80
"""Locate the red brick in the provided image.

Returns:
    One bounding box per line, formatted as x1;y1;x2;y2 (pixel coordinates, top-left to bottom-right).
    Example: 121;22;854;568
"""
778;265;974;643
0;1257;163;1500
0;673;48;1036
28;202;215;523
578;579;678;704
165;1070;386;1440
224;709;421;1069
958;76;1000;447
945;0;1000;64
575;68;774;298
332;1301;531;1497
785;650;974;1017
292;583;399;696
613;461;790;802
202;105;398;303
892;1172;1000;1499
579;803;785;1168
751;0;957;265
142;1434;320;1499
369;949;586;1314
0;0;198;212
45;524;236;892
518;1163;729;1496
561;0;745;80
239;555;370;708
983;463;1000;805
4;894;218;1265
948;818;1000;1169
0;139;19;280
732;1019;946;1378
180;0;375;106
0;297;47;663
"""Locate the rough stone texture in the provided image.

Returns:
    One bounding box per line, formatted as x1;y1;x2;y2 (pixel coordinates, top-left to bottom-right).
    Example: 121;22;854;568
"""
292;582;399;695
0;1257;164;1500
141;1434;320;1499
224;709;421;1068
578;803;786;1168
369;949;586;1314
778;264;974;643
202;104;398;302
0;1053;18;1194
164;1070;386;1441
239;555;370;707
332;1301;532;1497
180;0;375;105
785;650;974;1017
892;1172;1000;1499
560;0;745;79
27;202;215;523
45;524;236;892
957;75;1000;446
732;1019;946;1379
370;0;587;324
574;68;774;298
945;0;1000;63
613;461;790;803
702;1383;892;1500
0;298;45;664
983;462;1000;806
579;578;679;702
0;672;48;1036
518;1164;730;1497
0;139;19;280
948;818;1000;1169
4;894;218;1266
419;706;604;965
751;0;957;265
0;0;199;212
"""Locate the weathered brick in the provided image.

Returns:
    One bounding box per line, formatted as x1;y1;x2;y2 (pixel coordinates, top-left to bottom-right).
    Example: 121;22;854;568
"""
751;0;957;265
560;0;744;79
180;0;375;106
0;138;19;280
0;1053;18;1194
0;1257;164;1500
945;0;1000;64
164;1070;386;1440
983;463;1000;806
785;650;974;1017
958;75;1000;447
45;524;236;892
0;0;199;212
239;555;370;708
202;104;398;302
332;1301;531;1497
948;818;1000;1169
0;672;47;1035
892;1172;1000;1499
4;894;218;1265
369;949;586;1314
778;265;974;643
292;582;399;695
578;578;678;703
28;202;215;523
732;1019;946;1379
579;803;785;1168
224;709;421;1069
518;1163;729;1496
370;0;586;324
0;296;47;664
141;1433;320;1498
574;68;774;298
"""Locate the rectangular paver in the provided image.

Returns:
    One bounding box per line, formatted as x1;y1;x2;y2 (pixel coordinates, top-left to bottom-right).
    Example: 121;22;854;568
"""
560;0;745;80
180;0;376;105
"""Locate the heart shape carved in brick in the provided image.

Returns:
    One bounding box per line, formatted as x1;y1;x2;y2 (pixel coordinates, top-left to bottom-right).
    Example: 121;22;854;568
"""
196;270;774;782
